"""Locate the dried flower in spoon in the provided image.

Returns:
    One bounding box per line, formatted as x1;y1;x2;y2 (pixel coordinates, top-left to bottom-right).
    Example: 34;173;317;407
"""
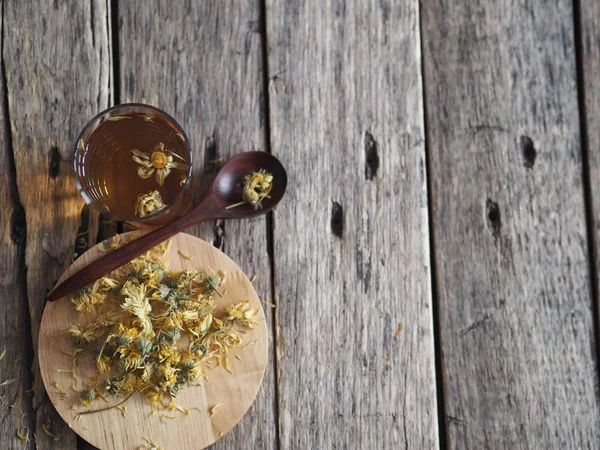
226;169;274;210
132;142;189;186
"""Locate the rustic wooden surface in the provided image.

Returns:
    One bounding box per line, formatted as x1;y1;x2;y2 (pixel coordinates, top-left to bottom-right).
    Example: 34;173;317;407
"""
581;1;600;318
266;0;438;448
39;232;269;450
2;1;112;449
117;2;277;449
421;0;600;448
3;0;600;448
0;2;36;448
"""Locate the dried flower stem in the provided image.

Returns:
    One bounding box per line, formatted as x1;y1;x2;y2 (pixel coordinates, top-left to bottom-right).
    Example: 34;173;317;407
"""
80;389;136;415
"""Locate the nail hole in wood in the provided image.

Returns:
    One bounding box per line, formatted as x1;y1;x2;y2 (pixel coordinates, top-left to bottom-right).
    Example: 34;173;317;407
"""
49;146;61;179
364;131;379;180
331;202;344;238
486;199;501;239
204;133;218;173
520;135;536;169
10;204;26;245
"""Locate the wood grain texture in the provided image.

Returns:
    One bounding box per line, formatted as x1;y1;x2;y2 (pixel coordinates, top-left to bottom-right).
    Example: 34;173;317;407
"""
266;1;438;448
0;2;35;447
39;232;269;450
3;1;112;448
581;1;600;330
78;209;118;450
118;2;277;449
421;1;600;448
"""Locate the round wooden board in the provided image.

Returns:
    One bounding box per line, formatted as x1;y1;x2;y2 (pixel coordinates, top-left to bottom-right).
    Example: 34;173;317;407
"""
38;232;268;450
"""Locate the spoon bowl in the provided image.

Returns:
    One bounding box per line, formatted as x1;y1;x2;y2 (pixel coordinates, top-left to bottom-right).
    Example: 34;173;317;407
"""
212;151;287;216
46;151;287;302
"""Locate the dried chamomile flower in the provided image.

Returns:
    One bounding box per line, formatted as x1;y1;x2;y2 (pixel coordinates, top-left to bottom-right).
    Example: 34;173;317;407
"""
105;377;122;398
131;142;189;186
114;323;139;348
101;234;127;252
144;388;165;414
121;373;143;392
72;281;106;313
158;345;181;366
158;364;179;391
121;282;153;335
67;325;100;347
81;387;98;407
62;243;259;416
198;270;226;297
96;355;112;374
226;301;258;328
135;190;166;217
180;357;202;381
159;328;181;346
226;168;274;210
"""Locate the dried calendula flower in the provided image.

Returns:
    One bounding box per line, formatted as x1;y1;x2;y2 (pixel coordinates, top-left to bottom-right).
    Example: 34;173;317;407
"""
66;325;101;347
81;387;98;407
199;270;226;297
226;301;258;328
72;280;106;313
226;168;274;210
60;244;258;417
135;190;166;217
121;282;153;335
96;355;111;374
131;142;189;186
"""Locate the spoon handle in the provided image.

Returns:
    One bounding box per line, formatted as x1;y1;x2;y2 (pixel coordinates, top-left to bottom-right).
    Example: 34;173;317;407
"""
46;200;219;302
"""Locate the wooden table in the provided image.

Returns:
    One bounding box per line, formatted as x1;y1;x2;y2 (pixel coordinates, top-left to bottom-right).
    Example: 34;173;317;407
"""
2;1;600;449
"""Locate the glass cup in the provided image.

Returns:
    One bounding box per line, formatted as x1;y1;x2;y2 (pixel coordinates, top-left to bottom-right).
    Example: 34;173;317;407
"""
74;104;195;228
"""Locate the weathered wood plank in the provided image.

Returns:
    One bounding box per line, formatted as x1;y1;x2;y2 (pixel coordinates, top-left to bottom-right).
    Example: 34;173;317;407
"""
0;2;35;448
581;0;600;325
421;1;600;448
266;1;438;448
118;2;277;449
3;1;112;448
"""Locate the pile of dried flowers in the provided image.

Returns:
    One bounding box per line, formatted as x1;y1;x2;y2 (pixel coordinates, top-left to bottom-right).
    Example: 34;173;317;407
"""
59;237;257;415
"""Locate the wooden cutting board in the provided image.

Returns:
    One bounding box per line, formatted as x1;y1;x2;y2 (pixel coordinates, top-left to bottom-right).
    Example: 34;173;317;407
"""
38;232;268;450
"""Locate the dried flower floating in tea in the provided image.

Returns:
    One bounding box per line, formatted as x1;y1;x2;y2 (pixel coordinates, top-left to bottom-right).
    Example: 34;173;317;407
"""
226;169;274;210
132;142;189;186
58;242;258;416
135;191;166;217
107;115;132;122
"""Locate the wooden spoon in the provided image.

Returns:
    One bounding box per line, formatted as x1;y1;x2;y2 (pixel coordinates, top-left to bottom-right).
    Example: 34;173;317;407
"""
46;151;287;302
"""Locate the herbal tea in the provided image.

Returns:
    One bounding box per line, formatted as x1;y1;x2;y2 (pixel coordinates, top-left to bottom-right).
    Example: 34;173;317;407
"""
75;112;191;219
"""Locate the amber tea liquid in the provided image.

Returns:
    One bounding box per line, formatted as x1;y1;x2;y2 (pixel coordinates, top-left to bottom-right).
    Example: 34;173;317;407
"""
75;111;192;222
